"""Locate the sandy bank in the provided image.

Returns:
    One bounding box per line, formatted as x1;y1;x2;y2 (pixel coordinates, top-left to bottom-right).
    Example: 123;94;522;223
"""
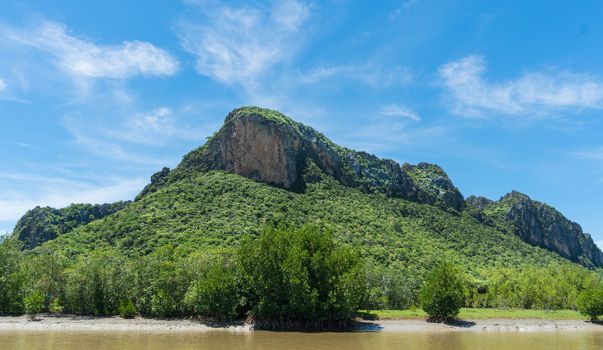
0;315;600;333
0;315;251;333
370;319;603;332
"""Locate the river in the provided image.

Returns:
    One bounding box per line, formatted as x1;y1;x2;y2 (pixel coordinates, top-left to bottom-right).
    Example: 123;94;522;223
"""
1;330;602;350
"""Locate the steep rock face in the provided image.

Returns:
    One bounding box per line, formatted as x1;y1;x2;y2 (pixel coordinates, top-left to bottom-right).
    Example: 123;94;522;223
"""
480;191;603;268
403;163;465;211
174;107;464;210
13;202;130;249
466;195;494;210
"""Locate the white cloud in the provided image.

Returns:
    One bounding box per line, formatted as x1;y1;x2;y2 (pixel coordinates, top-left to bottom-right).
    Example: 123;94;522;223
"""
380;104;421;122
597;240;603;251
0;78;6;91
439;55;603;117
62;115;171;165
572;147;603;161
103;107;202;145
297;66;348;84
178;0;309;88
0;172;145;222
297;64;413;87
1;20;179;79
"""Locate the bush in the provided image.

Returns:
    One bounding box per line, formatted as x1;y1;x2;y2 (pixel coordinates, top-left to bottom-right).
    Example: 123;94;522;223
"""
419;262;465;322
183;254;240;320
49;297;64;314
577;282;603;321
24;291;44;320
364;263;420;310
118;300;137;319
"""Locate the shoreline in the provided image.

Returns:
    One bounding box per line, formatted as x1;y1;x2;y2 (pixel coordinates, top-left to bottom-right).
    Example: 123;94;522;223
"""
0;315;601;333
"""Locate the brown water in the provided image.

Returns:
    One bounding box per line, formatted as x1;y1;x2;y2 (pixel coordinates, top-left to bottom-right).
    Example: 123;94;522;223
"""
1;330;602;350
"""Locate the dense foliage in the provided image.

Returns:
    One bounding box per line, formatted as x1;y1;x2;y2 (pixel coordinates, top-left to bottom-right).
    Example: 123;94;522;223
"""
576;281;603;321
419;262;465;322
0;227;367;328
239;226;365;328
43;168;576;273
0;232;601;324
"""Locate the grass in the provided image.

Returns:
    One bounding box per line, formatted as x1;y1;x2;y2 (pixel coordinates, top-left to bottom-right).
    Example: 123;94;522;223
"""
359;308;585;321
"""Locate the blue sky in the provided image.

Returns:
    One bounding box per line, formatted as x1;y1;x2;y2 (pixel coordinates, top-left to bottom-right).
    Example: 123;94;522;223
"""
1;0;602;249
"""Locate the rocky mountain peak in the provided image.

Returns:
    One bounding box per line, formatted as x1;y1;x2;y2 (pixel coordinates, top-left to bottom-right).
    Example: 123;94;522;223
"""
173;107;465;211
475;190;603;268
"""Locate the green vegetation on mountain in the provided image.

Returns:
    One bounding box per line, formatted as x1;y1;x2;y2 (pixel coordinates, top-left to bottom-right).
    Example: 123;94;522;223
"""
13;202;130;249
467;192;603;268
2;106;603;326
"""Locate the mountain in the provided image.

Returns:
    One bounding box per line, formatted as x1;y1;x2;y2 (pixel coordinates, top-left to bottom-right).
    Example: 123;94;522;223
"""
141;107;464;211
13;202;130;249
467;192;603;267
13;106;603;270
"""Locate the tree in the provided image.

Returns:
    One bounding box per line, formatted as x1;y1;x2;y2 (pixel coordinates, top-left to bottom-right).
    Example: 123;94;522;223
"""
24;291;44;320
419;262;465;322
0;238;26;314
238;225;366;329
577;282;603;321
183;251;240;320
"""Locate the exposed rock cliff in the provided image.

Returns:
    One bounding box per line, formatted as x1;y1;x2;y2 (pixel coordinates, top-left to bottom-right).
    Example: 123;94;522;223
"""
13;201;130;249
167;107;465;210
471;191;603;268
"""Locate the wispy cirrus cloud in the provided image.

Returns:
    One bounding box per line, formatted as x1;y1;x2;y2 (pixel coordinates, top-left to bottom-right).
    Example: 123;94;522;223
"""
62;105;206;165
0;20;179;80
297;64;413;87
178;0;309;89
0;78;6;91
380;104;421;122
571;146;603;161
101;107;202;145
439;55;603;117
0;171;145;222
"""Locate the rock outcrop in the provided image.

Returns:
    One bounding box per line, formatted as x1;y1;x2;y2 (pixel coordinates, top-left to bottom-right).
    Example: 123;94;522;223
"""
171;107;465;210
13;201;130;249
473;191;603;268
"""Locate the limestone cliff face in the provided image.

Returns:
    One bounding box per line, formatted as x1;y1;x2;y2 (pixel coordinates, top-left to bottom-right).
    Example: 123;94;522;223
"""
175;107;464;210
477;191;603;268
216;113;306;189
179;110;307;190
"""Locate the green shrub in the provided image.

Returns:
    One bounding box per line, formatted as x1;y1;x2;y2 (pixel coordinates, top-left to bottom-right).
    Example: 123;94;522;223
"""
49;297;64;314
364;263;420;310
183;255;240;320
24;291;44;320
577;282;603;321
118;300;137;319
420;262;465;322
